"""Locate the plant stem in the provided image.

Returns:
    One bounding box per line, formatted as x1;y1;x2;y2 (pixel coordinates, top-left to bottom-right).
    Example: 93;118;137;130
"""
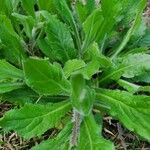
70;109;82;149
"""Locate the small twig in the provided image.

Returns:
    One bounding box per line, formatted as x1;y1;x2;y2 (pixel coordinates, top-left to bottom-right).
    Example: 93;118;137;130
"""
104;128;115;136
117;123;127;150
8;132;17;143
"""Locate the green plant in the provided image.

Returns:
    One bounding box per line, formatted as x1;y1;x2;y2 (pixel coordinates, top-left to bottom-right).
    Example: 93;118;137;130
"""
0;0;150;149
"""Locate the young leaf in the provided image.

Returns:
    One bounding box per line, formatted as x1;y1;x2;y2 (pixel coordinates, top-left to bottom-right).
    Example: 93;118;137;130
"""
77;114;115;150
96;88;150;141
63;59;86;78
82;0;122;51
23;58;71;96
38;14;76;63
0;101;71;139
82;8;104;50
71;73;95;116
31;122;72;150
54;0;82;54
54;0;74;24
76;0;97;23
111;0;146;59
63;54;110;80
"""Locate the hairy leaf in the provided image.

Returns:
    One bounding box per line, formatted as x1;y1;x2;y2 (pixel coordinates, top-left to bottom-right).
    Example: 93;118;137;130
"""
31;123;72;150
0;82;24;94
1;88;36;105
23;58;71;95
134;72;150;83
12;13;35;38
99;54;150;85
77;114;115;150
0;15;25;64
76;0;97;22
96;88;150;140
119;54;150;78
63;59;86;78
83;0;122;51
0;60;23;80
0;101;71;139
111;0;146;58
38;14;76;63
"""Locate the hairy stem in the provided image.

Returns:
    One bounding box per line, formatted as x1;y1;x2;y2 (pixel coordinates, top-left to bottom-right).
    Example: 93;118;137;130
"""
70;109;82;148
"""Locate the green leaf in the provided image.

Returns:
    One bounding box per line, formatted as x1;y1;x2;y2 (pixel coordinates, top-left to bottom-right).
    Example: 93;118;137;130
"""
64;54;111;80
118;79;150;93
117;79;140;93
31;122;72;150
96;88;150;140
54;0;73;23
38;14;76;63
137;28;150;47
120;54;150;78
12;13;35;38
0;60;23;80
63;53;110;80
0;0;19;16
0;101;71;139
119;0;143;26
71;73;95;116
0;15;25;64
77;114;115;150
23;58;71;96
21;0;35;17
82;0;122;51
82;8;104;50
81;59;101;80
134;72;150;83
99;54;150;85
1;88;36;105
38;0;56;12
63;59;86;78
0;82;24;94
0;60;24;93
54;0;82;53
76;0;97;22
111;0;146;59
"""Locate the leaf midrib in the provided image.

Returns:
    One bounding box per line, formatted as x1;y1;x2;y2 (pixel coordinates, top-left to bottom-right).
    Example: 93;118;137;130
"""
84;120;93;150
25;61;69;93
97;92;141;111
99;59;149;83
6;102;71;121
